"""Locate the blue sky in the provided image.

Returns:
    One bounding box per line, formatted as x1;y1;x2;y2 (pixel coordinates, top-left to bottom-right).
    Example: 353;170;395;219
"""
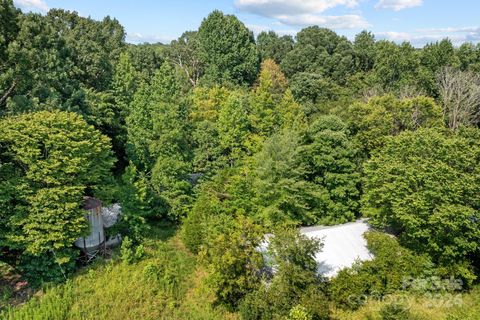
13;0;480;47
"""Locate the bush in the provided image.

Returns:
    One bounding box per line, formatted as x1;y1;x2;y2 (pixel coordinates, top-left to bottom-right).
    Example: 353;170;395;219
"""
329;232;435;310
287;305;312;320
379;303;415;320
120;236;144;264
239;228;329;320
202;216;264;310
18;250;77;287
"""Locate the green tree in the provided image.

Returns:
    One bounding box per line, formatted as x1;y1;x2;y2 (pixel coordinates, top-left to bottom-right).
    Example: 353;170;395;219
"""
197;10;259;86
240;228;329;320
126;43;166;83
112;52;138;114
217;90;251;165
277;89;306;130
302;116;360;224
371;41;419;91
256;31;294;64
1;12;80;114
0;0;19;113
353;30;376;72
417;39;458;97
362;128;480;277
281;27;355;85
181;167;254;254
190;86;228;174
0;110;114;282
346;95;443;155
289;72;342;107
250;59;288;139
456;42;480;72
191;86;253;174
126;62;192;219
0;0;19;66
252;130;322;226
46;9;125;92
203;216;264;309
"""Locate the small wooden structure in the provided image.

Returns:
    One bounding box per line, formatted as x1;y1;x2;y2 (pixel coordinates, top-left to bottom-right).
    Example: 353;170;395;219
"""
74;197;106;262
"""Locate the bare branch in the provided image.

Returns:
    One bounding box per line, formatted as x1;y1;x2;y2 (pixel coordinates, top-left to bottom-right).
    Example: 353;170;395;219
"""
0;81;16;106
437;67;480;131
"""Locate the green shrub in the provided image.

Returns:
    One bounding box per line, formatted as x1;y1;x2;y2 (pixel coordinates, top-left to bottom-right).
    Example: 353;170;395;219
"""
379;303;415;320
120;236;134;264
239;286;273;320
329;232;435;310
287;305;312;320
17;249;77;287
239;228;329;320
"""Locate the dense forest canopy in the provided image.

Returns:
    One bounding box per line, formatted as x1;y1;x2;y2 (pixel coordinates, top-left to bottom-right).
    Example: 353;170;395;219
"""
0;1;479;318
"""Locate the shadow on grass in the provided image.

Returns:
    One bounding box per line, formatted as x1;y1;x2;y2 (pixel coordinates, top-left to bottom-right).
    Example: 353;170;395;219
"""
144;219;179;242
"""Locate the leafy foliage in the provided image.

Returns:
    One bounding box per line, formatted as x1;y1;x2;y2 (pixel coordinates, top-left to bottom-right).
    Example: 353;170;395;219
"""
330;232;435;310
202;216;264;309
2;5;480;318
0;110;114;283
362;128;480;274
239;228;329;320
197;10;259;86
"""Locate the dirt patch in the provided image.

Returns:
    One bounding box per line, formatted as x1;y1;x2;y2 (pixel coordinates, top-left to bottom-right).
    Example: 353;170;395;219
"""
0;263;34;310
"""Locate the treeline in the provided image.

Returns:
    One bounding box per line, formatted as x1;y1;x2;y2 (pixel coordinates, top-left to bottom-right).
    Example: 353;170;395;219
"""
0;1;479;317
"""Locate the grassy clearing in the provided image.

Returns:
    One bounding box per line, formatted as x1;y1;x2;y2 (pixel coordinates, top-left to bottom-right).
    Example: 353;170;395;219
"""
1;222;236;320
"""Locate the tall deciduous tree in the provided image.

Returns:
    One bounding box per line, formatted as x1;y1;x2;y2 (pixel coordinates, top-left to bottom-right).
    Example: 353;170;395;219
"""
2;12;79;114
302;116;360;224
0;110;114;282
197;10;259;86
353;30;376;72
169;31;203;87
372;40;419;91
250;59;288;139
346;95;443;154
281;27;355;85
46;9;125;92
437;67;480;130
362;128;480;277
256;31;294;64
126;62;192;219
0;0;19;111
417;39;457;97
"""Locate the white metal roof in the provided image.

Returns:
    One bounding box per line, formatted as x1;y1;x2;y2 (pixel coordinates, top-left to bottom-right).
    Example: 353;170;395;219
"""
300;219;373;278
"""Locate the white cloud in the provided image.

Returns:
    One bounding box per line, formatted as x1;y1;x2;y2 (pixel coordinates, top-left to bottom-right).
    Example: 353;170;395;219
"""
277;14;369;29
375;0;422;11
246;24;298;36
376;26;480;47
126;32;174;44
14;0;48;12
419;26;480;42
235;0;367;29
377;31;434;43
235;0;359;16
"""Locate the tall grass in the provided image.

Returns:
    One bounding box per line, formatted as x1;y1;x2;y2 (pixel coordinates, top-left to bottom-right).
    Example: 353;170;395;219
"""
1;226;237;320
331;286;480;320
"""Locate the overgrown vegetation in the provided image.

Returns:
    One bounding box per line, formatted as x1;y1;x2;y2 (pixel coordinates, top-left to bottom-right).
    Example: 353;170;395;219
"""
1;0;479;318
